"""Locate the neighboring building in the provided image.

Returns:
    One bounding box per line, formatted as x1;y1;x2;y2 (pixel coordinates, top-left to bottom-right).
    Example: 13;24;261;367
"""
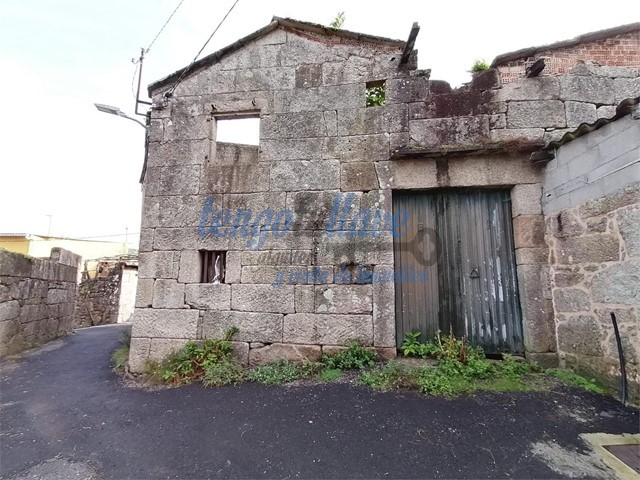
129;18;639;399
0;233;128;262
543;100;640;396
75;255;139;328
492;22;639;83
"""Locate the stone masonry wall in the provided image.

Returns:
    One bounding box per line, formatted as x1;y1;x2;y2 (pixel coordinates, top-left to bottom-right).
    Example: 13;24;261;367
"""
74;261;124;328
129;23;639;372
0;248;80;356
496;30;640;84
543;111;640;400
395;64;639;154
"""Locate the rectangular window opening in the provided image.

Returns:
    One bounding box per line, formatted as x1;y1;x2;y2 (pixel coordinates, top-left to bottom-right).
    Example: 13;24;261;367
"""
366;80;386;107
215;116;260;146
200;250;226;284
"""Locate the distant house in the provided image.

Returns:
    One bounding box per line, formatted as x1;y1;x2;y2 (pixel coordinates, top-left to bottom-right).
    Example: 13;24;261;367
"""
0;233;128;263
75;255;139;328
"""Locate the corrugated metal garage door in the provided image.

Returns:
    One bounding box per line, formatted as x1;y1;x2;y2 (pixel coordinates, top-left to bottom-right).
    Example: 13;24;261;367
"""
393;189;524;354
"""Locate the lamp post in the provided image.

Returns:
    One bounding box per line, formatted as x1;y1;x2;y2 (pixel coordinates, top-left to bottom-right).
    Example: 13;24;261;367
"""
94;103;148;129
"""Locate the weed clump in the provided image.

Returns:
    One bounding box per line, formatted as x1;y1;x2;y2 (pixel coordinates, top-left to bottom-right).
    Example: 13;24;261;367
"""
203;361;245;387
322;341;376;370
111;330;131;373
146;327;238;385
470;59;490;72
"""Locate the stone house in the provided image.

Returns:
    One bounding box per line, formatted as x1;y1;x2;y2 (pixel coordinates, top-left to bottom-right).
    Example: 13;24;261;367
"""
74;255;139;328
130;18;639;397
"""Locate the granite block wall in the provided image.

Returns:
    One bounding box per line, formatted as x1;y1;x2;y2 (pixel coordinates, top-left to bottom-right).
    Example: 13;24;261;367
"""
0;248;80;356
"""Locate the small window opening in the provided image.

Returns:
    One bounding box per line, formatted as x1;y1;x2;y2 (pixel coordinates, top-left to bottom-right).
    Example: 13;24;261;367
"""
215;117;260;145
366;80;386;107
200;250;226;283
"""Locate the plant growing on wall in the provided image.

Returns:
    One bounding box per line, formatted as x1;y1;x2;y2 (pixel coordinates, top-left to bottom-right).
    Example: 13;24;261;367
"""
366;84;386;107
470;59;490;72
329;11;345;29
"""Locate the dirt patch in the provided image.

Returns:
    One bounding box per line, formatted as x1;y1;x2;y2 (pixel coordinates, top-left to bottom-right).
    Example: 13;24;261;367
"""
530;440;615;479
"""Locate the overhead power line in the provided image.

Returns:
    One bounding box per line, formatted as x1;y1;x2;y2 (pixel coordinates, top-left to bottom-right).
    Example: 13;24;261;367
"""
167;0;240;97
145;0;186;54
129;0;185;101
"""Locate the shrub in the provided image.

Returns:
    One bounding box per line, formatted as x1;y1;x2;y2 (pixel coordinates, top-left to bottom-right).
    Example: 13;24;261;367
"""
203;361;245;387
322;341;376;370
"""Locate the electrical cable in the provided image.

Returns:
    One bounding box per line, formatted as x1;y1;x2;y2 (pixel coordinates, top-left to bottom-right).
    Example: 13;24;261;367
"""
130;60;139;100
145;0;185;54
167;0;240;97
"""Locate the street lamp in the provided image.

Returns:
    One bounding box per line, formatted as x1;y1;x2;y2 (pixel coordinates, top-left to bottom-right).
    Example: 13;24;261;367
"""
94;103;148;129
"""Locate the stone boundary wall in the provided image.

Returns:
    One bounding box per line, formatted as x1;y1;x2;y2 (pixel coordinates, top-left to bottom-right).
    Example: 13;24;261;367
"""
0;248;80;356
495;31;640;84
74;261;123;328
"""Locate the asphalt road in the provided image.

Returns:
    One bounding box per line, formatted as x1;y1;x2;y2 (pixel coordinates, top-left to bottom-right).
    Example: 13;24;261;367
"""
0;324;638;479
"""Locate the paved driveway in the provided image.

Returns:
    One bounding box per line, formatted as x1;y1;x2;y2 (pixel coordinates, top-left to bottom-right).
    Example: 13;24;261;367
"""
0;325;638;479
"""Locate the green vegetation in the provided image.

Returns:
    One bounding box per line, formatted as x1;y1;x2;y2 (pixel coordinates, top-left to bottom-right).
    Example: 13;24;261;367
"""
329;11;345;29
322;341;376;369
247;360;310;384
318;368;342;382
470;59;490;72
366;84;386;107
111;330;131;373
360;361;420;390
545;368;605;394
203;360;245;387
145;327;238;385
123;327;607;399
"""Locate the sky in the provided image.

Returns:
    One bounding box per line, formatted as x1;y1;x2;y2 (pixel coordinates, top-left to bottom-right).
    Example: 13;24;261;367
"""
0;0;636;249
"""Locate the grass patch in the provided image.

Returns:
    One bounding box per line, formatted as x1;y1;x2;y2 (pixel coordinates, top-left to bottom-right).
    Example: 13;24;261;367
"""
203;360;245;387
322;341;376;370
360;361;420;390
247;360;307;384
545;368;605;394
111;330;131;373
317;368;342;382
